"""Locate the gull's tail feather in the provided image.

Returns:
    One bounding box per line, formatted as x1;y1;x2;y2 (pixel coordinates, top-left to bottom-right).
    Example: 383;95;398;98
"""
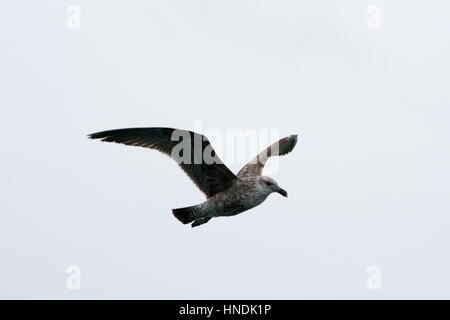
172;204;202;224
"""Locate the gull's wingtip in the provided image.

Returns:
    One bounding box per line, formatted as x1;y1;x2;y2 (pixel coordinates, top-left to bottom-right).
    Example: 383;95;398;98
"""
87;131;107;140
87;132;98;140
289;134;299;149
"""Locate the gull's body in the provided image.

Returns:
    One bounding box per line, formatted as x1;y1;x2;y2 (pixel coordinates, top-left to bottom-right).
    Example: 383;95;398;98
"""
180;176;281;227
89;127;298;227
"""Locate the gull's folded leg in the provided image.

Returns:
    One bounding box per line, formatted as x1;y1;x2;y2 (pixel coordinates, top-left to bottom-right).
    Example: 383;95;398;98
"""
191;217;211;228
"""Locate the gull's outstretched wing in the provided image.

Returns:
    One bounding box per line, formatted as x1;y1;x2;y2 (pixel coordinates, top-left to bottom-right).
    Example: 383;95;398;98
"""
237;135;298;178
89;127;237;198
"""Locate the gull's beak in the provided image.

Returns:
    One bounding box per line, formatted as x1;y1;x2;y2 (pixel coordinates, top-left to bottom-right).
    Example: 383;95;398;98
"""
276;187;288;198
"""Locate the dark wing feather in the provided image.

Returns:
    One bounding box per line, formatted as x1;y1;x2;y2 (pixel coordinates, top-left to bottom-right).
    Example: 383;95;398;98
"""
237;135;298;177
88;127;237;198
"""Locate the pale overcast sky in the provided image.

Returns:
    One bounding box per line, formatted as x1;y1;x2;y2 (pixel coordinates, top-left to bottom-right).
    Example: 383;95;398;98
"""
1;1;449;298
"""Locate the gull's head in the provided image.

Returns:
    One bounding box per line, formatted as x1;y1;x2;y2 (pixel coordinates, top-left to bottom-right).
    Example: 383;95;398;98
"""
259;176;288;198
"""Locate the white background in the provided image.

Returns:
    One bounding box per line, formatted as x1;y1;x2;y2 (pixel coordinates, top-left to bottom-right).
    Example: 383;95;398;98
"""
1;1;449;298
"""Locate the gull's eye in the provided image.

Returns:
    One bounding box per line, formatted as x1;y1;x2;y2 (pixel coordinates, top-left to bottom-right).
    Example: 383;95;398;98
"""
265;181;272;186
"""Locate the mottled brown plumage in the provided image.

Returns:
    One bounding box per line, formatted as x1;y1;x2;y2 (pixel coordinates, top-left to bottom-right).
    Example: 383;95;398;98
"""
89;127;298;227
237;134;298;178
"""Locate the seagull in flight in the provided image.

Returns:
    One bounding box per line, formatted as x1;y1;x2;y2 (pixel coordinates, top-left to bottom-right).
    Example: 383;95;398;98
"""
89;128;298;227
